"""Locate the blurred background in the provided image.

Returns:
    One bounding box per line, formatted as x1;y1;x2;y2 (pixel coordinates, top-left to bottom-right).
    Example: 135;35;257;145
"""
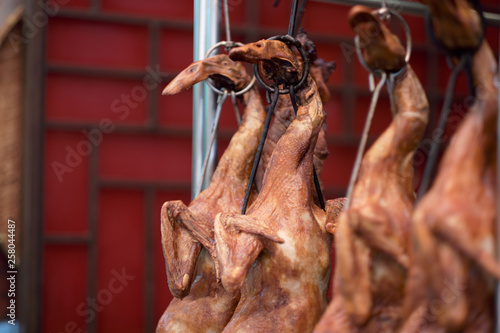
0;0;499;332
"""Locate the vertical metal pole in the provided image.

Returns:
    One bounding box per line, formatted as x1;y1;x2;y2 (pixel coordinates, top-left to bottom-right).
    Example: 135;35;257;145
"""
203;0;220;191
192;0;220;199
192;0;204;199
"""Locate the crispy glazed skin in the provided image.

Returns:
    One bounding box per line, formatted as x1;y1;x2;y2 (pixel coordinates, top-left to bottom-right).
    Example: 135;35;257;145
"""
314;6;429;333
157;55;266;333
401;1;500;332
255;31;336;200
211;40;344;333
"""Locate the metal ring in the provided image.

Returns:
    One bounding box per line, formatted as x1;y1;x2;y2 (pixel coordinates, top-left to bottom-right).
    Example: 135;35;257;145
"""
354;8;412;74
204;40;243;60
252;34;311;94
378;7;391;21
203;41;256;96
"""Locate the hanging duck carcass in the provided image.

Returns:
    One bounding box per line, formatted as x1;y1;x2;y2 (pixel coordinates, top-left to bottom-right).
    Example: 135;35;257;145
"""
157;54;266;333
213;39;344;333
314;5;429;333
402;0;500;331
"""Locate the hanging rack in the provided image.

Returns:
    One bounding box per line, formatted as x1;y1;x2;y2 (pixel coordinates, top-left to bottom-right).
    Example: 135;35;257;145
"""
311;0;500;27
190;3;500;329
192;0;498;200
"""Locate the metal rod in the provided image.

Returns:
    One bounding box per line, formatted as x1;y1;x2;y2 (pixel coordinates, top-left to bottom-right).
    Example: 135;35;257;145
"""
202;0;220;191
417;55;468;200
223;0;231;42
294;0;309;36
231;91;242;125
311;0;500;27
345;72;387;209
192;0;204;200
288;0;300;36
241;87;280;214
192;0;220;199
197;90;228;195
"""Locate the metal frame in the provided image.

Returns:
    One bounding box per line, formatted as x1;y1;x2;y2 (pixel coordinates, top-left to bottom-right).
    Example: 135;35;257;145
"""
38;5;465;247
192;0;220;199
20;0;45;331
313;0;500;27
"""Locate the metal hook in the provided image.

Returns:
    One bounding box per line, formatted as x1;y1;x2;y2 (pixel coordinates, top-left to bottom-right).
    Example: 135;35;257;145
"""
223;0;231;48
252;34;310;95
417;55;469;200
204;41;257;96
230;90;242;126
197;89;229;195
288;0;300;37
354;8;412;83
345;72;388;209
241;84;280;214
379;0;391;21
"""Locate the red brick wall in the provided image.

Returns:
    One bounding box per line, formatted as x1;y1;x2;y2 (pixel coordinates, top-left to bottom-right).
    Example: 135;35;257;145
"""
41;0;499;332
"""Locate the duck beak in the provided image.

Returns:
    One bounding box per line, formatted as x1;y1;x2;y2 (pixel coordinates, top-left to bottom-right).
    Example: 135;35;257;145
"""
229;40;296;67
164;57;218;95
163;55;246;95
162;59;208;95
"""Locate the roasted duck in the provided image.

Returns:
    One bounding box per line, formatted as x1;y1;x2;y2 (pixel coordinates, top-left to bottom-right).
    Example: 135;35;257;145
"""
157;55;266;333
314;6;429;333
255;30;336;200
402;1;500;332
211;39;344;333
